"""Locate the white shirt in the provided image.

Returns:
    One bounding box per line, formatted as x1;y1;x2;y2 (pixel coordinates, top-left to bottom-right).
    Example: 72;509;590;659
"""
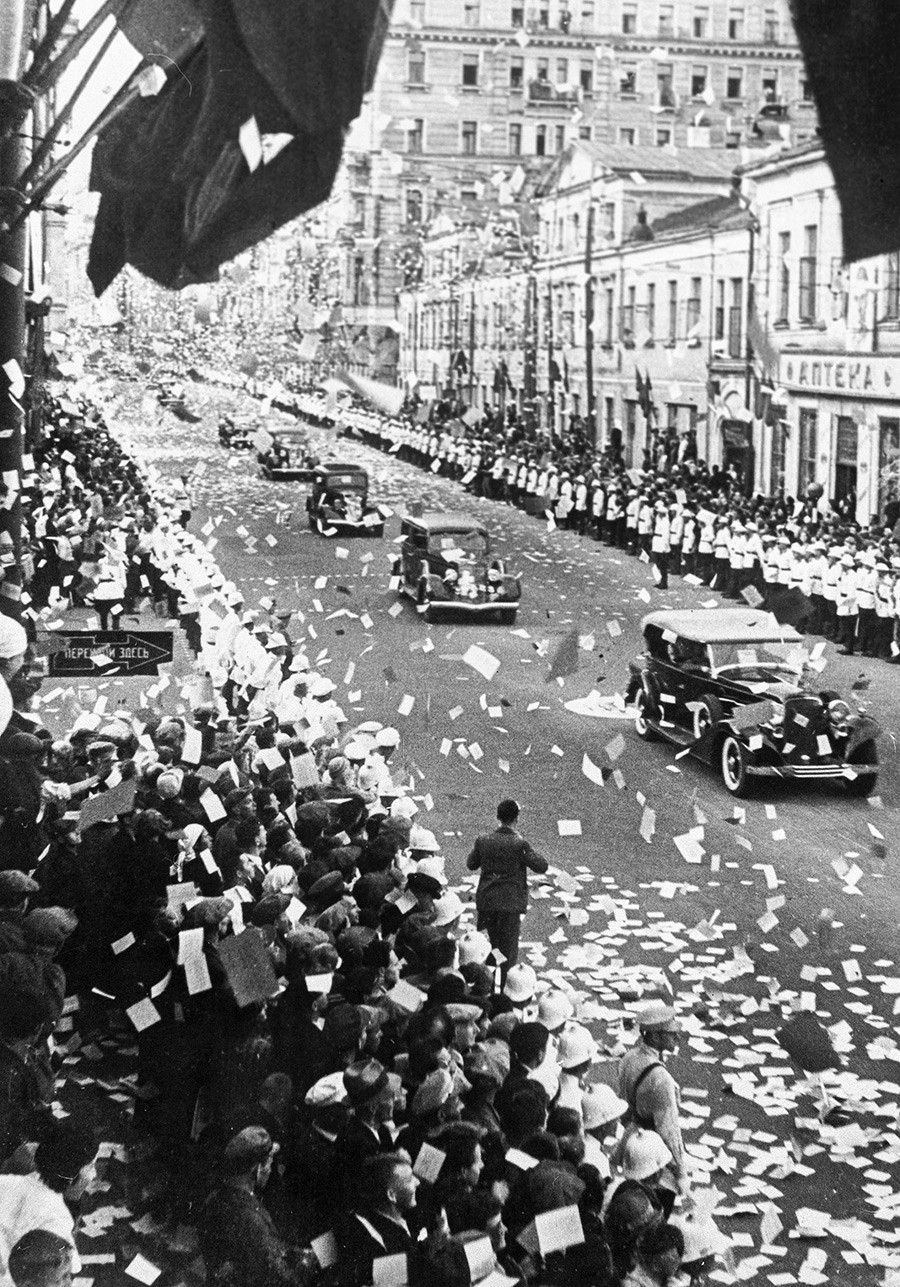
0;1173;75;1287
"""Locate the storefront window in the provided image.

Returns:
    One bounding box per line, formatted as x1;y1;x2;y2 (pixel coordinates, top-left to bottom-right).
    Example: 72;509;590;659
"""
798;407;817;496
879;417;900;516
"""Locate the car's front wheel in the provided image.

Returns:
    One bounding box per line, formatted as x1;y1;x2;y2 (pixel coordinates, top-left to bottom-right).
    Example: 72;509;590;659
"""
693;695;724;742
844;740;878;797
634;688;659;741
720;734;750;796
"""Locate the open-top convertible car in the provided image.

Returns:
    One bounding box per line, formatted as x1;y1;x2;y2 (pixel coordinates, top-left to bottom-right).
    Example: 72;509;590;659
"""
306;462;385;536
218;414;258;449
395;512;521;623
258;426;319;480
626;608;880;796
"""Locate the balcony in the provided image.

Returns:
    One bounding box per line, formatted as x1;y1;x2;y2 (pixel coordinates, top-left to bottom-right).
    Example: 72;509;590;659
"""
527;79;580;104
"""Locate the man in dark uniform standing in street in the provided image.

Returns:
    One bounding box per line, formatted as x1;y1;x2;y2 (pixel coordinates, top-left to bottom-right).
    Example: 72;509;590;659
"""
466;799;548;983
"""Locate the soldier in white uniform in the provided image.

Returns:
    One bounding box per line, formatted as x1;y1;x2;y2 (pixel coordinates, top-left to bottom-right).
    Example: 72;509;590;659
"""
836;553;860;654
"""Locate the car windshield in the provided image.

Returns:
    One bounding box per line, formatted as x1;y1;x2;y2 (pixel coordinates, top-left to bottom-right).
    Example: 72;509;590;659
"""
429;530;488;563
324;472;366;490
709;640;806;683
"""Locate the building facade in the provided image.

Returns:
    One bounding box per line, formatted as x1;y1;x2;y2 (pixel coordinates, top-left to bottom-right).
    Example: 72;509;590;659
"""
744;146;900;523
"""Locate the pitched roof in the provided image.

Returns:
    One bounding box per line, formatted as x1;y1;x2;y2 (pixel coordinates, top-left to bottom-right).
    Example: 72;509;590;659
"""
649;194;752;238
577;142;737;182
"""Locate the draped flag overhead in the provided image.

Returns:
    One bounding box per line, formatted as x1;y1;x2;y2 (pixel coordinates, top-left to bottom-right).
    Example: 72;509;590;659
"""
87;0;394;293
790;0;900;263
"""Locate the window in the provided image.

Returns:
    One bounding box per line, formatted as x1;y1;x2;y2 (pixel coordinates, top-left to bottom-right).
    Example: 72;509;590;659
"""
798;408;818;495
658;2;674;34
538;6;549;26
667;279;678;340
509;122;522;153
410;0;425;22
777;231;790;322
462;57;479;87
619;64;637;95
657;65;675;106
511;4;524;23
352;255;367;306
727;7;744;38
407;118;424;153
408;48;425;84
510;56;524;88
685;279;701;333
656;126;672;146
537;57;549;80
728;277;743;357
554;124;566;152
556;57;569;83
801;76;814;102
461;120;478;154
879;419;900;513
406;188;423;225
536;124;547;155
618;125;637;143
646;283;656;337
460;188;477;204
726;67;743;98
622;284;636;337
622;2;637;33
580;62;594;93
799;224;817;321
691;65;707;97
463;0;480;24
581;0;595;29
763;8;778;41
692;5;708;36
762;68;778;102
579;125;593;140
714;279;725;340
603;286;615;343
601;201;616;238
884;251;900;320
770;420;786;493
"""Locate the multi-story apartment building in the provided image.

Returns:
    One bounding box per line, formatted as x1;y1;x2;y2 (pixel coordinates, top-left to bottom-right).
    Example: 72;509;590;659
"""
744;144;900;522
306;0;815;367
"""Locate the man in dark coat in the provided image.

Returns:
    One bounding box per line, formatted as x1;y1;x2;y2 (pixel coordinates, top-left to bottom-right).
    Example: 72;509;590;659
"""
466;799;547;982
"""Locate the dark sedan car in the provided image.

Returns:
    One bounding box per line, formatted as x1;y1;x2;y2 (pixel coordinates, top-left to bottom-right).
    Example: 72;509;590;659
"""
306;463;385;536
626;608;880;796
395;512;521;623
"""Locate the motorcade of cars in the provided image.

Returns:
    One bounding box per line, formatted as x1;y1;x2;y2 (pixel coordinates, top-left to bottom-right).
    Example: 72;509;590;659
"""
626;607;880;796
257;426;319;480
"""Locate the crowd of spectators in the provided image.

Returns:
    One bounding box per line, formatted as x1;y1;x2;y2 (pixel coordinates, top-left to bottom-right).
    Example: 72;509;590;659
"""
0;391;727;1287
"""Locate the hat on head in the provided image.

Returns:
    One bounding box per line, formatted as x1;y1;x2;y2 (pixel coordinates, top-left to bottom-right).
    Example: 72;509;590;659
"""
433;890;464;927
464;1043;507;1089
223;1126;274;1173
23;907;77;951
0;870;39;906
581;1083;628;1130
446;1002;482;1024
636;1001;680;1032
182;897;232;930
306;871;347;912
414;855;446;885
412;1068;454;1116
557;1022;598;1069
537;989;574;1033
310;676;336;697
225;787;252;812
406;871;443;901
343;741;368;762
504;962;537;1005
0;616;27;659
343;1058;390;1107
375;726;400;748
458;929;492;968
409;825;441;854
156;769;183;799
305;1071;348;1108
390;795;418;819
622;1128;673;1180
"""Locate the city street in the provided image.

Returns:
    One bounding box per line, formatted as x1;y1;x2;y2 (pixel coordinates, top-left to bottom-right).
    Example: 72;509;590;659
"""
89;372;900;1283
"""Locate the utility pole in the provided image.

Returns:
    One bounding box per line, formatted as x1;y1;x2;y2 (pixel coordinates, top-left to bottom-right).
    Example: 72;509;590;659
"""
523;270;537;434
467;284;475;404
0;1;33;623
584;199;596;449
546;277;555;437
743;219;756;497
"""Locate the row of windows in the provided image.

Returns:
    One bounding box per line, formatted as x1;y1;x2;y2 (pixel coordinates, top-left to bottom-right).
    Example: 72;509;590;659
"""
405;51;812;107
407;1;786;42
405;119;595;155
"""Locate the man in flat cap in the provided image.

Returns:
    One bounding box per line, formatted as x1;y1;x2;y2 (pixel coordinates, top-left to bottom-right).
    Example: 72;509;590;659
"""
615;1002;688;1195
199;1126;315;1287
466;799;547;985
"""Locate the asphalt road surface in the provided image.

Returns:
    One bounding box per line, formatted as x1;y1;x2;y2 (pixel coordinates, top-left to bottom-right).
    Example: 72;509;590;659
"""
96;370;900;1283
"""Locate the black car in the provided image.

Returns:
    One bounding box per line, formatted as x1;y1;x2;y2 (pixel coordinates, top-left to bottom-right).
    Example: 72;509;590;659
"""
306;463;385;536
258;426;319;480
395;512;521;623
626;608;880;796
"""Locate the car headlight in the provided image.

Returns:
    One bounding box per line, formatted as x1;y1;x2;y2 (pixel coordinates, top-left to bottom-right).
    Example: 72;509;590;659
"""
827;699;852;732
